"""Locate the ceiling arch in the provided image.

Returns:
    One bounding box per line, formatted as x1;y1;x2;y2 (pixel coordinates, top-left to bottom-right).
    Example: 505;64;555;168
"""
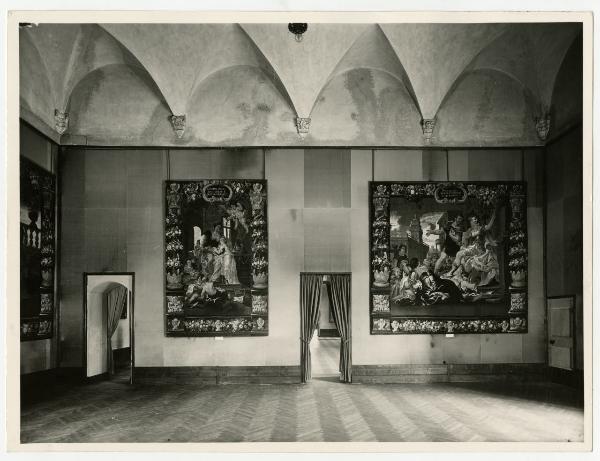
438;67;538;117
67;62;172;141
316;24;421;117
436;68;539;145
466;28;539;104
100;23;295;116
379;23;508;119
240;23;369;118
527;23;582;109
309;67;422;145
444;23;582;119
186;64;297;145
61;25;152;112
20;24;170;117
187;25;296;116
20;24;81;110
19;30;56;128
66;61;168;114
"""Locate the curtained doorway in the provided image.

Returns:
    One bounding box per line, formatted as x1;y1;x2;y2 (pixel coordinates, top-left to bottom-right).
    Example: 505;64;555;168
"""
83;272;135;385
300;272;352;383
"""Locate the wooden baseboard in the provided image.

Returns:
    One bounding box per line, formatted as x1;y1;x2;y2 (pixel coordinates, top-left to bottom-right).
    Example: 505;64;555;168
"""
21;367;84;389
21;367;58;393
352;363;548;384
22;364;568;387
134;364;550;385
134;366;302;385
547;366;584;389
21;367;85;403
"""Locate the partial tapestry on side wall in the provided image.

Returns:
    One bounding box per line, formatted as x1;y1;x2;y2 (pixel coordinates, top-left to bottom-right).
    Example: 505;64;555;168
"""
20;157;56;341
369;182;528;334
164;180;268;336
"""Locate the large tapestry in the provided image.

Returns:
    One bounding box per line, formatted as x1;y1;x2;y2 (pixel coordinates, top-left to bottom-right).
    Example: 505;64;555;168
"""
164;180;268;337
20;157;55;341
369;182;528;334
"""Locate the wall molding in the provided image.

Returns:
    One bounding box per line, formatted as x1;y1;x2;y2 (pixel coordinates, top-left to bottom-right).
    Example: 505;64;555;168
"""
56;137;546;149
352;363;548;384
134;364;550;385
23;364;579;389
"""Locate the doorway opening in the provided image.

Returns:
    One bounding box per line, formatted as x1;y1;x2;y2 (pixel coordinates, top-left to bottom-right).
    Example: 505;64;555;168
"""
311;278;340;380
83;272;135;384
300;272;351;383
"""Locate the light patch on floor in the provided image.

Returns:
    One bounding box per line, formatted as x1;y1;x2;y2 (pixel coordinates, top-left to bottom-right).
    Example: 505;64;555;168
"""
310;335;341;378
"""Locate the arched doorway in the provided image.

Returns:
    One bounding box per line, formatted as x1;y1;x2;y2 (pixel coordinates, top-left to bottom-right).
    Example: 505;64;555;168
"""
83;273;135;384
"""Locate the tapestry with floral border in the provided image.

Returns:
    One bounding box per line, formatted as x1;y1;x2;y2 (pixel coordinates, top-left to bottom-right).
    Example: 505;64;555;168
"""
164;180;268;337
20;157;55;341
369;181;527;334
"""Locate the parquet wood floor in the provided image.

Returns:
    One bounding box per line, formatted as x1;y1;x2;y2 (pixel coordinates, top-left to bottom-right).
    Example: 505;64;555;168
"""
21;374;583;443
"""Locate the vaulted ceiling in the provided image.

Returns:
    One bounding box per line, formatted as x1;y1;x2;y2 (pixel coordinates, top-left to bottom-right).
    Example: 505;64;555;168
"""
19;23;582;147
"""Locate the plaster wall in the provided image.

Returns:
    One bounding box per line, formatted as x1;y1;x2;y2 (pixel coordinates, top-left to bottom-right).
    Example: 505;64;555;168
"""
59;146;545;368
352;149;545;365
545;126;584;370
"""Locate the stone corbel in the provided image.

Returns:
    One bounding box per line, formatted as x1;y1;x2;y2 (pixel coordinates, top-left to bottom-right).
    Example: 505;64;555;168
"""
54;109;69;135
534;113;551;141
169;115;186;139
421;118;436;143
295;117;311;138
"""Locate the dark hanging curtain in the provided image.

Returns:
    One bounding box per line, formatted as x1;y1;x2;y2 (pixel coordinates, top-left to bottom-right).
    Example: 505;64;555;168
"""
106;285;128;375
300;274;322;383
329;274;352;383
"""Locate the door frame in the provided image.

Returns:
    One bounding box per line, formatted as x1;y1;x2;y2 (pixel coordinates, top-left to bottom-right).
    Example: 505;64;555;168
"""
299;271;352;381
82;272;136;384
547;294;576;370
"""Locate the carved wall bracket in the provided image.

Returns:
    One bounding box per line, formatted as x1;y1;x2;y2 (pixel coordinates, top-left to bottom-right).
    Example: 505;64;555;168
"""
535;113;551;141
170;115;186;139
421;118;436;143
54;109;68;135
295;117;311;138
